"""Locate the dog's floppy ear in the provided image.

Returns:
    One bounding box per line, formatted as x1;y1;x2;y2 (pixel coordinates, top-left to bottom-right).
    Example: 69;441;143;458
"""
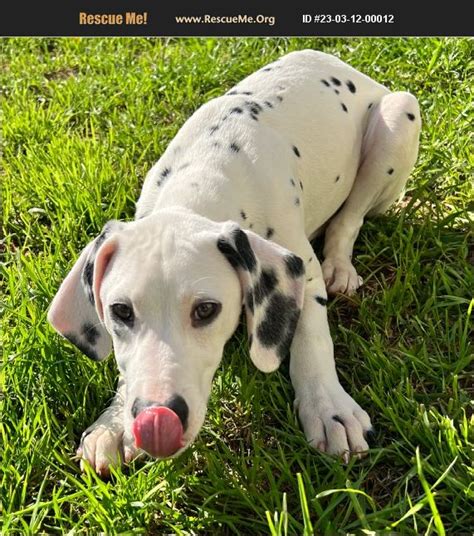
47;221;123;361
217;222;305;372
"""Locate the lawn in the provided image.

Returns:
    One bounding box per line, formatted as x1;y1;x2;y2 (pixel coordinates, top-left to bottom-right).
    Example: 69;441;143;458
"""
1;37;473;534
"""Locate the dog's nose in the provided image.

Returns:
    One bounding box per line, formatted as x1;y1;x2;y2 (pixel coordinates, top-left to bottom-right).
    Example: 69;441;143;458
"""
131;394;189;430
164;394;189;430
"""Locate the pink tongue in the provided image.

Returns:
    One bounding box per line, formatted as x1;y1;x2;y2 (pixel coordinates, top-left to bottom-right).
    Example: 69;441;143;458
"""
132;406;184;458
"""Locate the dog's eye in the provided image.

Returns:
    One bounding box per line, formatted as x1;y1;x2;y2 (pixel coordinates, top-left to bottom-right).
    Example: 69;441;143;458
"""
111;303;134;324
191;301;221;327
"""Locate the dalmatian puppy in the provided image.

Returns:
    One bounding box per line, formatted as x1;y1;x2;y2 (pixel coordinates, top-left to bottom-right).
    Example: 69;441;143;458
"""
48;50;421;475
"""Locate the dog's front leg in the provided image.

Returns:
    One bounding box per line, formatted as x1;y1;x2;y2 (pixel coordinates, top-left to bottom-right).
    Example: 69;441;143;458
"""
290;264;373;461
77;376;138;476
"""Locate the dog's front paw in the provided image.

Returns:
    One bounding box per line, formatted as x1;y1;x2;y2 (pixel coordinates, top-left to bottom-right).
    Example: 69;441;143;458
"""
322;256;363;296
77;422;138;477
296;383;373;462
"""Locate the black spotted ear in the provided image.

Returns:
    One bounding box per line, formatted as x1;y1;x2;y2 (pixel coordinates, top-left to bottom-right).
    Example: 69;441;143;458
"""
47;221;123;361
217;222;305;372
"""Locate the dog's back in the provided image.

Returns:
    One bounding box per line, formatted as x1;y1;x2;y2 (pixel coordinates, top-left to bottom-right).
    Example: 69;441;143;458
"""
136;50;390;236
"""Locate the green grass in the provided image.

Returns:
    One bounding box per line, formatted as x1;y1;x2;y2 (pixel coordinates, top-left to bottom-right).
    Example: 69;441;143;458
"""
1;37;473;534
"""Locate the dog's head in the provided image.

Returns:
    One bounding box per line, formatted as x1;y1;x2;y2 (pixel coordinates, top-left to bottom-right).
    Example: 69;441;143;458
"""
48;208;305;458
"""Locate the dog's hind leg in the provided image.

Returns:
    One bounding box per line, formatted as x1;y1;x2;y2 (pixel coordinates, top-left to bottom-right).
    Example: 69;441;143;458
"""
322;91;421;295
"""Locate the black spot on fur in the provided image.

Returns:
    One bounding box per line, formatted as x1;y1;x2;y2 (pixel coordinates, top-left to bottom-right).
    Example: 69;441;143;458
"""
161;167;171;178
209;125;219;135
94;227;110;251
245;101;262;114
341;103;348;113
262;67;272;72
82;323;100;345
334;89;340;95
79;428;93;446
299;180;303;191
246;289;255;314
231;107;243;114
388;168;394;175
308;257;313;263
240;210;247;220
290;178;296;187
368;102;373;109
346;80;356;93
266;227;274;239
64;332;98;361
230;143;240;153
277;95;283;102
333;415;344;425
83;261;94;304
292;146;301;157
264;101;273;108
315;295;327;306
330;76;341;86
295;197;300;206
234;229;257;272
217;238;241;270
285;254;304;278
257;294;297;348
213;142;221;148
250;113;259;121
276;304;300;361
406;112;415;121
249;223;254;229
218;229;257;273
321;79;330;87
335;175;340;182
254;268;278;305
307;277;313;282
228;90;252;96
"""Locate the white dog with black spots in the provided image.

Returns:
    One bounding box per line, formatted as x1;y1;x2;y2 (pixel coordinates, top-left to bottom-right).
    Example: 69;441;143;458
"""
48;50;421;476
